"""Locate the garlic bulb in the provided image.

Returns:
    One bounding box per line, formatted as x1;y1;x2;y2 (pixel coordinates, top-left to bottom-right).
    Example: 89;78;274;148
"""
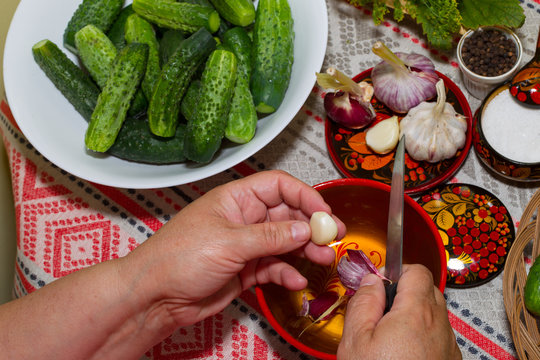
399;79;467;163
366;115;400;154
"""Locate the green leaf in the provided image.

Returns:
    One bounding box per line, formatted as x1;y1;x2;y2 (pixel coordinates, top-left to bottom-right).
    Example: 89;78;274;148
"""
458;0;525;29
409;0;462;50
392;0;405;22
372;0;390;25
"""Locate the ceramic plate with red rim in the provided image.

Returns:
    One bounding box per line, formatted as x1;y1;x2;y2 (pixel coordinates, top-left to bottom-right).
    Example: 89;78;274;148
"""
324;69;473;196
416;183;515;288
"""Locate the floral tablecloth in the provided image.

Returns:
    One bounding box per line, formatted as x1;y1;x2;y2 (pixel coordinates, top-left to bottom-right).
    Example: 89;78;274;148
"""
2;0;540;359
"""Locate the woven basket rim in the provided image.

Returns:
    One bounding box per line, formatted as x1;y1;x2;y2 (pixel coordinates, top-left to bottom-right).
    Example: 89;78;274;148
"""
503;188;540;359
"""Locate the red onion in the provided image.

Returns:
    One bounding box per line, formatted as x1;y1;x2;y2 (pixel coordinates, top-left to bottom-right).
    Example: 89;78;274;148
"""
316;68;376;129
371;41;439;114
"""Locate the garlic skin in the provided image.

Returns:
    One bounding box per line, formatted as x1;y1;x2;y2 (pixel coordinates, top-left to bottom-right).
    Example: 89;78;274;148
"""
399;79;468;163
365;115;400;154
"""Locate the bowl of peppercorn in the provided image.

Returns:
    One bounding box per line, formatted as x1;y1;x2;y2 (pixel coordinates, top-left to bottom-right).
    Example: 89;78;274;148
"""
457;26;523;100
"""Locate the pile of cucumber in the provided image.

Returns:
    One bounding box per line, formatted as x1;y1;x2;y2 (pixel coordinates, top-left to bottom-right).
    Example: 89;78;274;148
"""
31;0;294;164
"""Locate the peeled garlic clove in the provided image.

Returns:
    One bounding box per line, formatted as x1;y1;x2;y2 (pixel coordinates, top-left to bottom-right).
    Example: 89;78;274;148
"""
365;115;400;154
309;211;338;245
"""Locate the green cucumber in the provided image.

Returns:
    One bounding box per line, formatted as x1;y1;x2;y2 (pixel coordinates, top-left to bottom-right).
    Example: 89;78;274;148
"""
222;27;257;144
125;14;161;100
148;28;217;137
250;0;294;114
182;0;214;7
32;39;184;163
525;256;540;316
74;24;117;88
132;0;220;34
85;43;148;152
209;0;255;27
184;49;237;163
106;4;135;50
74;24;147;118
63;0;123;54
32;39;100;122
110;119;186;164
180;0;232;38
159;29;185;67
180;79;201;122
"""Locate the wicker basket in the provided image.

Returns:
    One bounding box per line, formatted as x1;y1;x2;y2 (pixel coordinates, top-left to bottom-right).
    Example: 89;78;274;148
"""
503;188;540;359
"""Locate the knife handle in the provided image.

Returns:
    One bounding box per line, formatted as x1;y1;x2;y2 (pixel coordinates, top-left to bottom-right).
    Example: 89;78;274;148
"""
384;282;398;314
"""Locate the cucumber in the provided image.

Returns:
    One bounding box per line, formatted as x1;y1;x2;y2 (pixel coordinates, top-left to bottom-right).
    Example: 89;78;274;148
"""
74;25;147;118
184;49;237;163
63;0;123;54
74;24;117;88
250;0;294;114
106;4;135;50
222;27;257;144
159;29;185;67
182;0;214;7
132;0;220;34
32;39;184;163
209;0;255;27
180;0;232;38
110;119;186;164
525;256;540;316
180;79;201;122
85;43;148;152
148;28;217;137
125;14;161;100
32;39;100;122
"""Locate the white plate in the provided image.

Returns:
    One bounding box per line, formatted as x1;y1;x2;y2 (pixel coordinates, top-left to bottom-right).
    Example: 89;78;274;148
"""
3;0;328;189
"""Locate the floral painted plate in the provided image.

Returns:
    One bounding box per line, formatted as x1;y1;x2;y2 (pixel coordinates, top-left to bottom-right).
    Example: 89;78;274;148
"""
324;69;473;195
417;183;515;288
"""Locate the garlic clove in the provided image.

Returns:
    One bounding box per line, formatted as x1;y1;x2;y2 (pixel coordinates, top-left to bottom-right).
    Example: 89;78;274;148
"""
365;115;400;154
309;211;338;245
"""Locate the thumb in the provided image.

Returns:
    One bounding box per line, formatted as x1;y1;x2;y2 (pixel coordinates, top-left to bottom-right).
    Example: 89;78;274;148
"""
234;220;311;260
343;274;386;338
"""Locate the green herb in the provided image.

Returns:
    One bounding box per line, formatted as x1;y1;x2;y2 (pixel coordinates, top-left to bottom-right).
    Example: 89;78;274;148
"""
458;0;525;29
346;0;525;50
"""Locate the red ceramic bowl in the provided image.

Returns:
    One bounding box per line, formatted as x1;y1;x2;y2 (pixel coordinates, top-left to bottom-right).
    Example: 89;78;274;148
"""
255;178;447;359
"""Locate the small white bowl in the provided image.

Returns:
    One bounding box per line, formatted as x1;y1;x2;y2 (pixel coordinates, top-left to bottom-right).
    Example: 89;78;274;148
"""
456;26;523;100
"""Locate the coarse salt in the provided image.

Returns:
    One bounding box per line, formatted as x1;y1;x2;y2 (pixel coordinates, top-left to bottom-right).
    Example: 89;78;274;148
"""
482;89;540;163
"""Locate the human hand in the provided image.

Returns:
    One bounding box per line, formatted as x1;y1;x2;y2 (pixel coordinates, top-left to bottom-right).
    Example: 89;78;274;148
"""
337;265;462;360
125;170;346;330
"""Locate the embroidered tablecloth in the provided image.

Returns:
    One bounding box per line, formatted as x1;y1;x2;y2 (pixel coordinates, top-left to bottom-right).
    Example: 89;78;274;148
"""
2;0;540;359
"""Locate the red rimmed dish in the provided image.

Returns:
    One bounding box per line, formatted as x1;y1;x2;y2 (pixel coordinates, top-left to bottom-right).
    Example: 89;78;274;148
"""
472;82;540;182
324;69;473;196
255;178;447;359
417;183;515;288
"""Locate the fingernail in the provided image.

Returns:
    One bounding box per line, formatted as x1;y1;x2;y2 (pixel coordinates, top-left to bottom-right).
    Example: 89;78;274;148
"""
360;273;379;287
291;222;310;242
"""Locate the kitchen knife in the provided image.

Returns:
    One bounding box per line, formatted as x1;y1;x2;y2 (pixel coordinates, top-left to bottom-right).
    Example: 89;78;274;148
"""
384;134;405;313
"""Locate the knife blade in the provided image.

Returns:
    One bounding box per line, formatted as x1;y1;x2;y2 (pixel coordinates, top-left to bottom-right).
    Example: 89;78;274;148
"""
384;134;405;313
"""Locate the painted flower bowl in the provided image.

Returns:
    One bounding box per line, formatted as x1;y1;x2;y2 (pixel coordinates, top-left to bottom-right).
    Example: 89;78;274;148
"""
472;82;540;182
417;183;515;288
325;69;473;196
255;178;447;360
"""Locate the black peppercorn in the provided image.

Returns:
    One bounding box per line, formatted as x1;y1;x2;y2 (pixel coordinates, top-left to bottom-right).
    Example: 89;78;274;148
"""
461;28;518;77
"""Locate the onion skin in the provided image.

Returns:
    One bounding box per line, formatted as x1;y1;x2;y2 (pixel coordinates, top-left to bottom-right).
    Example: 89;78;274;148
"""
324;91;376;129
372;49;439;114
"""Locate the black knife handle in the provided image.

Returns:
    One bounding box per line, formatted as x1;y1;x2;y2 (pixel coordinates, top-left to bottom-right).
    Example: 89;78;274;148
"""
384;282;398;314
